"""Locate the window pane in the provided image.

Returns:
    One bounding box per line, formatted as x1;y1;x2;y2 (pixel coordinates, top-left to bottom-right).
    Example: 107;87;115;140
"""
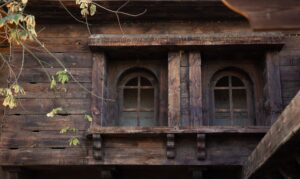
214;112;231;126
140;112;155;127
120;112;137;126
232;76;244;87
124;89;137;109
141;89;154;109
232;89;247;109
126;77;138;86
214;90;229;109
141;77;152;86
216;77;229;87
233;112;248;126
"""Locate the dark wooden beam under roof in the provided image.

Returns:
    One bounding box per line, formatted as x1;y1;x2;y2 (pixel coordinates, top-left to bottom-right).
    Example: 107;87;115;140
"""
222;0;300;30
25;0;244;22
243;91;300;179
88;32;284;48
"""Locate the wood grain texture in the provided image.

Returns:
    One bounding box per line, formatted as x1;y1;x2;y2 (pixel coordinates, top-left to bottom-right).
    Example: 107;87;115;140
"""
168;52;181;127
189;52;203;126
89;33;284;47
222;0;300;30
91;52;107;127
265;52;283;124
243;91;300;179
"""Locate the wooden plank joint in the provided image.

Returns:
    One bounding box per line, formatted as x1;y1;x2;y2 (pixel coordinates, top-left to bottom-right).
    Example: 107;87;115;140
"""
197;134;206;160
166;133;176;159
93;134;103;160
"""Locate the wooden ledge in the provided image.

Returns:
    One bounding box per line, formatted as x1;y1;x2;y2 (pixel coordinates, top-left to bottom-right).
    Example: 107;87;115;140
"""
88;33;285;48
87;126;269;137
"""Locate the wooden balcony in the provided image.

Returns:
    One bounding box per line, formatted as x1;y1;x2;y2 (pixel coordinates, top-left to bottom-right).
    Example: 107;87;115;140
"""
87;126;269;166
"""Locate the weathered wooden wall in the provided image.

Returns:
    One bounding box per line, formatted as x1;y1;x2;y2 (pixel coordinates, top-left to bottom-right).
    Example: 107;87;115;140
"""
278;34;300;108
0;20;298;178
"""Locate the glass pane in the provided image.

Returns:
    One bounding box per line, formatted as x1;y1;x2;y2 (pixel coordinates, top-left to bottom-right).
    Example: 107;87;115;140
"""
141;89;154;109
141;77;152;86
123;89;137;109
120;112;137;126
233;112;248;126
214;90;229;109
216;77;229;87
232;76;244;87
140;112;155;127
232;89;247;109
214;112;231;126
126;77;138;86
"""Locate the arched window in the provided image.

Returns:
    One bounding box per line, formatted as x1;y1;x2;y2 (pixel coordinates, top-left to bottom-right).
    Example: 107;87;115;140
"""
118;70;158;127
211;70;254;126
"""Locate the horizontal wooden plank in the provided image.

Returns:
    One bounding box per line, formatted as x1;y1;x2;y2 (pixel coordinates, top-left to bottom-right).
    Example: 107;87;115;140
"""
15;83;91;99
6;99;90;115
2;115;90;131
243;91;300;179
89;33;284;47
280;66;300;81
89;126;269;135
17;68;91;83
0;130;87;148
12;52;92;68
0;148;89;166
14;37;89;53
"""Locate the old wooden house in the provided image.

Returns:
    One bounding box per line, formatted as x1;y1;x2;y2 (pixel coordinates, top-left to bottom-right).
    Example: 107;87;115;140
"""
0;0;300;178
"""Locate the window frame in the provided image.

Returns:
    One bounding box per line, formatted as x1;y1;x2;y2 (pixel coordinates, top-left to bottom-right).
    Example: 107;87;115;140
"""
210;71;255;126
118;71;159;127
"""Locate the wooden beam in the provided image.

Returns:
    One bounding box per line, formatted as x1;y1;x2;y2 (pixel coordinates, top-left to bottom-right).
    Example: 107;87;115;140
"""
222;0;300;30
89;33;284;48
88;126;269;135
189;52;203;126
168;51;181;127
91;52;107;127
265;52;283;125
243;91;300;179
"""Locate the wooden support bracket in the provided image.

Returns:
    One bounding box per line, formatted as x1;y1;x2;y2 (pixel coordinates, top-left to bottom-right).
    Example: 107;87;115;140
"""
196;134;206;160
3;167;21;179
93;134;103;160
166;133;175;159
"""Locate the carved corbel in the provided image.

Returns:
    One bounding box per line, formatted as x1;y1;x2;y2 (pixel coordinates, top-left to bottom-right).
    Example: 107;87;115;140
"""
93;134;103;160
166;133;175;159
197;134;206;160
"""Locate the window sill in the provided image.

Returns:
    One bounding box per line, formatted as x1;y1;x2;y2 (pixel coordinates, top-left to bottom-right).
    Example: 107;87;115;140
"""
87;126;269;137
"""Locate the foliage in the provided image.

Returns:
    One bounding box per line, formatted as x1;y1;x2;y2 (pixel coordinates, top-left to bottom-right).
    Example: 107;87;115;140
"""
85;114;93;122
0;84;25;109
46;107;63;118
75;0;97;17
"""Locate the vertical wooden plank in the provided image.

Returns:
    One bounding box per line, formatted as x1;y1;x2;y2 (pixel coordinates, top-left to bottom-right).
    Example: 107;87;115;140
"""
180;52;190;126
168;52;181;127
265;52;283;125
189;52;203;126
91;52;107;127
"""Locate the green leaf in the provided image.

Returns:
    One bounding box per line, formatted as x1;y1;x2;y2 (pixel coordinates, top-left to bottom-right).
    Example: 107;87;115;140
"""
69;137;80;146
50;77;57;90
60;127;70;134
56;70;69;85
46;107;63;118
11;84;25;95
84;114;93;122
90;4;96;16
81;8;89;16
3;93;17;109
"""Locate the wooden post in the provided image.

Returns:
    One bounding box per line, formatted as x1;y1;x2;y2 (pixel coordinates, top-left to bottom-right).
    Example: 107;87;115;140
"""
168;52;181;127
265;52;283;125
91;52;107;127
189;52;203;126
